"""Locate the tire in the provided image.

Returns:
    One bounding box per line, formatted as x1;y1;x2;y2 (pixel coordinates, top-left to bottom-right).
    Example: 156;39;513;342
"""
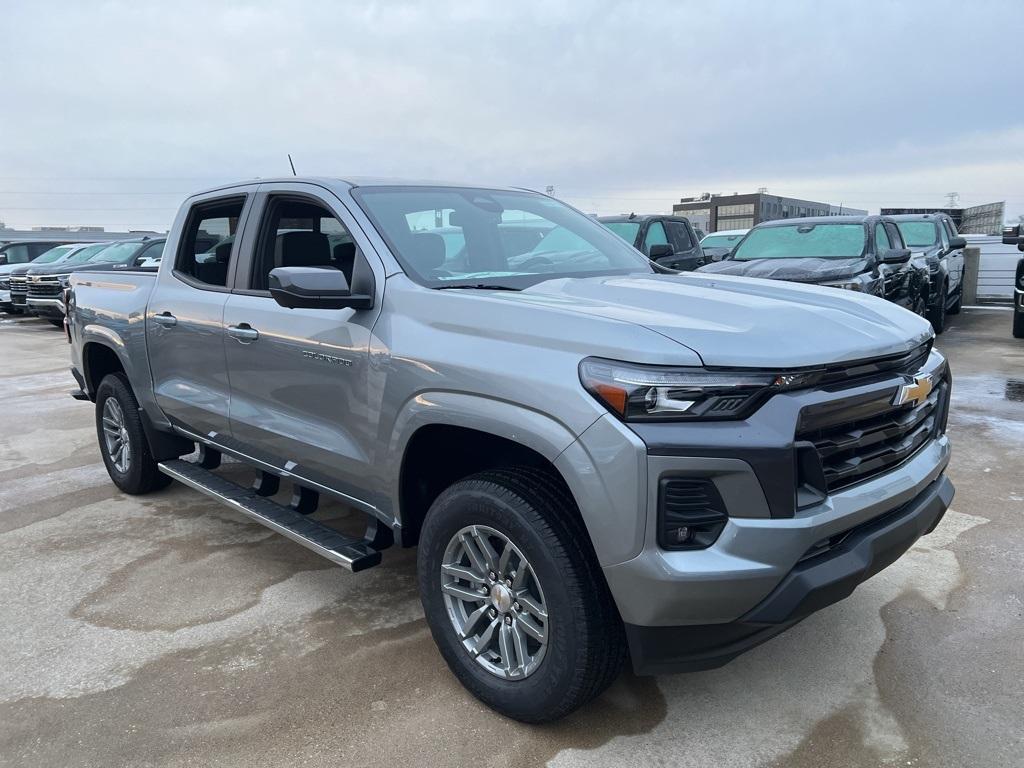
95;373;171;494
1014;310;1024;339
948;281;963;315
927;282;947;334
417;467;626;723
47;318;64;328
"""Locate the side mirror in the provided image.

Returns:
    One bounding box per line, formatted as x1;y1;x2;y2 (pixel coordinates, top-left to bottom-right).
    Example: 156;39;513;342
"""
268;266;373;310
1002;225;1022;247
948;236;967;251
648;243;674;260
880;248;911;264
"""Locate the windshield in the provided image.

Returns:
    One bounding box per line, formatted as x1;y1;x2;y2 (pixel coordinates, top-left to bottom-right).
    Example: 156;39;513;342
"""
353;187;653;288
700;233;745;249
601;221;641;244
61;243;112;265
87;241;141;264
731;223;866;260
33;245;77;264
896;221;939;248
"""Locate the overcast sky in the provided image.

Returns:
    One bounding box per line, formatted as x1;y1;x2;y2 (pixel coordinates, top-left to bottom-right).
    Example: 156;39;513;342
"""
2;0;1023;230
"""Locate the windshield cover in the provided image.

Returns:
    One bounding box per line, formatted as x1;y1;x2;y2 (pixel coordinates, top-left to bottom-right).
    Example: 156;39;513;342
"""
33;245;77;264
87;241;141;264
353;187;653;288
732;223;866;260
896;221;939;248
701;233;745;249
602;221;641;244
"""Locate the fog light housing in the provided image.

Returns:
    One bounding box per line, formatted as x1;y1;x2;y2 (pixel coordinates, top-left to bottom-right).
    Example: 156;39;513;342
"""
658;478;729;551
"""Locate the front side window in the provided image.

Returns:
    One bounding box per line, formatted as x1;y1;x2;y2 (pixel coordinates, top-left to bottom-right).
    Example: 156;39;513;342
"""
176;198;245;287
353;187;652;288
250;197;357;291
2;244;31;264
896;221;939;248
732;223;867;260
643;221;669;253
874;224;891;252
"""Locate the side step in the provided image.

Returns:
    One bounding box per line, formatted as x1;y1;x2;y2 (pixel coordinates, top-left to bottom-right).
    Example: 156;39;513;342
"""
158;459;382;572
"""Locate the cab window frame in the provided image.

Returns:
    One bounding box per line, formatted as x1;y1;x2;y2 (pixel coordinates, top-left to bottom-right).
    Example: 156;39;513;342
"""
172;194;249;293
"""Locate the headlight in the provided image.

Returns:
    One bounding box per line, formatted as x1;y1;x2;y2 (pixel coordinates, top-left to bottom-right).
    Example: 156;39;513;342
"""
820;279;864;292
57;274;71;287
579;358;819;421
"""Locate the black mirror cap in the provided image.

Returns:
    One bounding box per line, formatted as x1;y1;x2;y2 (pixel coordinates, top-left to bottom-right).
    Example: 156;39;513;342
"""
948;236;967;250
880;248;912;264
268;266;373;310
648;243;674;259
1001;225;1022;247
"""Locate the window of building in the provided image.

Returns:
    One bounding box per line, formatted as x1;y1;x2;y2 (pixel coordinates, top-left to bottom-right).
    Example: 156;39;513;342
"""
717;203;754;216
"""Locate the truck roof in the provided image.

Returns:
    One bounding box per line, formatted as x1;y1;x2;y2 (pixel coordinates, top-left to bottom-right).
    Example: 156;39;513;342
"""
190;176;532;198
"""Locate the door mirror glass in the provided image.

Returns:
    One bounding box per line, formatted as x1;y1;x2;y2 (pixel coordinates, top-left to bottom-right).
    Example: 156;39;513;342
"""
648;243;674;260
268;266;373;310
880;248;911;264
948;236;967;250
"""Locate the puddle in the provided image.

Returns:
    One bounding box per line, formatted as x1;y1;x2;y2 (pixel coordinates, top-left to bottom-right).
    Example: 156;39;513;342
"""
1004;379;1024;402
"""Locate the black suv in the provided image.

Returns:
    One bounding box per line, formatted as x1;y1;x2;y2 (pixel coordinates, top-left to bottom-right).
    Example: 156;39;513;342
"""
891;213;966;333
1004;224;1024;338
25;237;165;323
598;214;706;271
697;215;929;314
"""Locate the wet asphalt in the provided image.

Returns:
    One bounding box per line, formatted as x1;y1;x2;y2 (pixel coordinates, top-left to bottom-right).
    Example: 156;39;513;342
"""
0;308;1021;767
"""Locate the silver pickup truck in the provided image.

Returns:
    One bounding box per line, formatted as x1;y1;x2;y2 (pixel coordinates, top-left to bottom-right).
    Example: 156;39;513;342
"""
67;177;954;722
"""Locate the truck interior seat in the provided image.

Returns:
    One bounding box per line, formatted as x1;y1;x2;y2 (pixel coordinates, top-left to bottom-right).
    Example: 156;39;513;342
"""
406;232;445;274
332;242;356;283
276;231;332;268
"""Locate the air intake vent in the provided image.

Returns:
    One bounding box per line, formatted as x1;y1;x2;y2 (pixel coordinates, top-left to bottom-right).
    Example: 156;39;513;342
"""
658;478;729;551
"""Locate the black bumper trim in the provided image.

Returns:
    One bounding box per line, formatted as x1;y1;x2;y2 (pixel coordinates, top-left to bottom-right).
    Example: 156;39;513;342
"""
625;474;954;675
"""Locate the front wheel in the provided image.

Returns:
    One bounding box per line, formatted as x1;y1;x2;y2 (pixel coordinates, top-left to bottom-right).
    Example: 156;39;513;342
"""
948;281;963;315
417;467;625;723
95;374;171;494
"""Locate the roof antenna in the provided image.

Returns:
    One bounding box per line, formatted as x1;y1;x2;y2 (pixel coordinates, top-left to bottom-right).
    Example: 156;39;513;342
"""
287;154;297;176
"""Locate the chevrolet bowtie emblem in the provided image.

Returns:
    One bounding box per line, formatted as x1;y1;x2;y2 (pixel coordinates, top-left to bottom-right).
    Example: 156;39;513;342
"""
894;374;933;407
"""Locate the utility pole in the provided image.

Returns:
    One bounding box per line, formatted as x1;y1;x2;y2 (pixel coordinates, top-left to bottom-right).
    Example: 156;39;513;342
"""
545;185;555;197
945;192;960;209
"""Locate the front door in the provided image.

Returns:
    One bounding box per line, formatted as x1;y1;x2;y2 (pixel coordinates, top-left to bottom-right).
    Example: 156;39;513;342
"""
148;192;252;439
222;186;384;504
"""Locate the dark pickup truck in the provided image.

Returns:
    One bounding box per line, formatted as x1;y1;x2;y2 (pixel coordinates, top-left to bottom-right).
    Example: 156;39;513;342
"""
698;215;930;316
598;214;706;271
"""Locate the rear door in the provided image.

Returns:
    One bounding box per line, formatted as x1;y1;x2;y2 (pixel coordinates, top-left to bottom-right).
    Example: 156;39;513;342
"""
222;183;385;505
147;190;254;439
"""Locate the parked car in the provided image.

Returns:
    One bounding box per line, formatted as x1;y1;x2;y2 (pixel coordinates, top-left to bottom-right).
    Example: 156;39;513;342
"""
598;214;706;271
26;237;164;324
2;243;100;320
0;240;74;312
1003;224;1024;338
698;228;748;261
69;177;952;723
698;215;930;315
891;213;966;333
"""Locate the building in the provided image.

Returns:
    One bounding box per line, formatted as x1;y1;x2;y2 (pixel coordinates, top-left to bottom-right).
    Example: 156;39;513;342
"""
672;192;867;233
880;202;1005;235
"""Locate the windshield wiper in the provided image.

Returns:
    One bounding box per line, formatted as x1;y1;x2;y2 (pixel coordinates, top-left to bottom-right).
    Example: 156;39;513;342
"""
435;283;522;291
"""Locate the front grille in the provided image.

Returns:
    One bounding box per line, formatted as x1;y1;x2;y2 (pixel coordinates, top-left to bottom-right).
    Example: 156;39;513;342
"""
796;369;948;493
9;277;27;304
27;281;62;298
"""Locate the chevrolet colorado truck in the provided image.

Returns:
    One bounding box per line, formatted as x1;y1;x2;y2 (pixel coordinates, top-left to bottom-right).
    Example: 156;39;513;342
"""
68;178;954;723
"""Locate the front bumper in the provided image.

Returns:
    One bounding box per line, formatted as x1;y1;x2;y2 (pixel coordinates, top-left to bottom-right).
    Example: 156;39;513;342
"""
26;297;65;318
624;473;953;674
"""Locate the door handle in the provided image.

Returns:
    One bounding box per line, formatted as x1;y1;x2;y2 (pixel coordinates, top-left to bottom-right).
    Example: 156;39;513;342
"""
153;312;177;327
228;323;260;343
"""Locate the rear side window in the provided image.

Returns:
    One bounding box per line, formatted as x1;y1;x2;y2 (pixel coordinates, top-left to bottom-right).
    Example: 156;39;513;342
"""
250;196;358;291
664;220;693;251
176;197;246;288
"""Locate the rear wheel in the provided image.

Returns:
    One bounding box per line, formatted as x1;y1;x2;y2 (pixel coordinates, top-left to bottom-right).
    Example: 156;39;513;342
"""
417;467;625;723
95;374;171;494
928;282;948;334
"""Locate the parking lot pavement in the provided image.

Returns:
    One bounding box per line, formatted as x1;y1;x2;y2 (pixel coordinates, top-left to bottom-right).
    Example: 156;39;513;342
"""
0;308;1021;768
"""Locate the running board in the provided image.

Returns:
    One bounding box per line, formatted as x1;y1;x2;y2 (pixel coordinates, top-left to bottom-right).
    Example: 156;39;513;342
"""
158;459;382;572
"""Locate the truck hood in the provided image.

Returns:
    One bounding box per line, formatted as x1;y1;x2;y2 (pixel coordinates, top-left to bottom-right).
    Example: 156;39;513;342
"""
506;272;932;368
697;256;872;283
27;261;130;276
